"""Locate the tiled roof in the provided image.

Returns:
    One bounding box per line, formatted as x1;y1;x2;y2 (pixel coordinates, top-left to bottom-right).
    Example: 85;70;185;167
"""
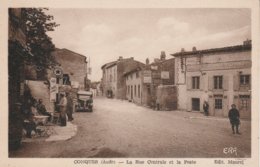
123;66;144;76
171;43;251;57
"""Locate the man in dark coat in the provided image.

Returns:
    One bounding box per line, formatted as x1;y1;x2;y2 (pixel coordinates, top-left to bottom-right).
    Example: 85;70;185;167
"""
228;104;241;134
203;101;209;116
66;92;74;121
58;93;67;126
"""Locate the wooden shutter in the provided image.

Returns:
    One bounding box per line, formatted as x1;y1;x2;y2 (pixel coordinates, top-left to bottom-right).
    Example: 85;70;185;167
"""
233;74;239;91
208;76;213;91
223;75;229;90
200;76;205;91
187;76;192;90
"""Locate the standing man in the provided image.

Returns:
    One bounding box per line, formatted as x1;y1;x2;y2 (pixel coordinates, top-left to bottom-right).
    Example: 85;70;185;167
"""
228;104;241;134
156;97;160;111
66;92;74;121
203;101;209;116
58;93;68;126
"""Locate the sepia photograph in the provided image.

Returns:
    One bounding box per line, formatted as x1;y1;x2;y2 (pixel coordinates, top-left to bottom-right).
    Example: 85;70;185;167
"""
1;0;259;166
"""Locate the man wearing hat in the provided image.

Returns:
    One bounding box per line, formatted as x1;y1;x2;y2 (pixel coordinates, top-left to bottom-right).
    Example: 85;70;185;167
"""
58;92;68;126
228;104;241;134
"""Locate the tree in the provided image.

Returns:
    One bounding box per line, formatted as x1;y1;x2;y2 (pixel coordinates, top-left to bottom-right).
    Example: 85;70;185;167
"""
23;8;59;69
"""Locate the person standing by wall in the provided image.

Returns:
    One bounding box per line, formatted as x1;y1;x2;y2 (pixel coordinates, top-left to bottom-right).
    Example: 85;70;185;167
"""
156;97;160;111
228;104;241;134
66;92;74;121
58;93;68;126
203;101;209;116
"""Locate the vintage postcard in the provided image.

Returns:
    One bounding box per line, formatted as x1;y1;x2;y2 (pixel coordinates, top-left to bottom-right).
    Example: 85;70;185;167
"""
0;0;259;167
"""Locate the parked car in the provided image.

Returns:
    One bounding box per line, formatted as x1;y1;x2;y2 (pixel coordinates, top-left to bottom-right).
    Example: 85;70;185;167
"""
75;91;93;112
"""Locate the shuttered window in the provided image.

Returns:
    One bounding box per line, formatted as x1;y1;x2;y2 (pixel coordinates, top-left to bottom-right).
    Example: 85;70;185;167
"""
239;95;250;110
134;85;136;97
240;75;250;85
138;85;140;98
214;76;223;89
192;76;200;89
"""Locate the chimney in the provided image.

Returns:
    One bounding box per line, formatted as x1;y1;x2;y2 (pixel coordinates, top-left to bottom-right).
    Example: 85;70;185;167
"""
154;58;160;63
243;39;251;46
146;58;150;65
160;51;166;61
181;48;185;52
192;47;197;51
118;56;123;61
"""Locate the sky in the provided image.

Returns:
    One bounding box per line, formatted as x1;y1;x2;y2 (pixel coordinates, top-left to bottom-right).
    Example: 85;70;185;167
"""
46;8;251;82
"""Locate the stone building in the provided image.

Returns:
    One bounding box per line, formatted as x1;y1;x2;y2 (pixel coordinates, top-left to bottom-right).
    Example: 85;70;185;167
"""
142;52;177;110
23;48;88;112
172;41;251;119
101;57;144;99
51;48;88;90
25;48;88;90
124;66;144;104
8;8;28;112
8;8;33;149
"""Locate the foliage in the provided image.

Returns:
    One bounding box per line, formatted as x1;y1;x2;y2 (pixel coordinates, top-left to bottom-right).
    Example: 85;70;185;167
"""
23;8;59;69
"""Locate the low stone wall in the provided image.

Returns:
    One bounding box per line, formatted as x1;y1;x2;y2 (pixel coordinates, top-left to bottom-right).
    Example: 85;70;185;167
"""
156;85;177;110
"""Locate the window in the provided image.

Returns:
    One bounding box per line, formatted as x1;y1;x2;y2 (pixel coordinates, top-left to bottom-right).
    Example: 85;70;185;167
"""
63;74;70;85
110;74;112;82
136;72;139;78
134;85;136;97
181;57;185;72
241;99;249;109
127;85;130;94
214;76;223;89
106;70;109;82
147;85;151;95
239;95;250;110
130;74;133;79
240;75;250;85
192;76;200;89
215;99;222;109
138;85;140;98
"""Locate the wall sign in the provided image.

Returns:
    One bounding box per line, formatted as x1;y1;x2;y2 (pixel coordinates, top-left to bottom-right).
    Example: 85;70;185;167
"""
161;71;170;79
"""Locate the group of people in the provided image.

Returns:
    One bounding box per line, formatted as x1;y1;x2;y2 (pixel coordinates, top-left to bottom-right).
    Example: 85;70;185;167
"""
21;91;75;137
203;101;241;135
22;98;52;138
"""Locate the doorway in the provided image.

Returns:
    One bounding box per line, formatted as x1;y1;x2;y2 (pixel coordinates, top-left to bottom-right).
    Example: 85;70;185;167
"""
131;85;133;100
192;98;200;111
214;98;223;116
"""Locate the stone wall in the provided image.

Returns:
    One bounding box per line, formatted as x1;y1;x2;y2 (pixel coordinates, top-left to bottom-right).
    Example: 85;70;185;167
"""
156;85;177;110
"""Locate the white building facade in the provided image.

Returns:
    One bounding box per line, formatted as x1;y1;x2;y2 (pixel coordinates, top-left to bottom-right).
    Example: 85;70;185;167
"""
172;41;251;119
125;68;143;104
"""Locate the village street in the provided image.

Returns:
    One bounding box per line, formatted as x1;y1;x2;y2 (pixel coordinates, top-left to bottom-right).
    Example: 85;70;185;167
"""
10;97;251;158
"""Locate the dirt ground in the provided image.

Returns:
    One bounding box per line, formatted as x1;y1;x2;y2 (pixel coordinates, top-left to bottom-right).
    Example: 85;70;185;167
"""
10;97;251;158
